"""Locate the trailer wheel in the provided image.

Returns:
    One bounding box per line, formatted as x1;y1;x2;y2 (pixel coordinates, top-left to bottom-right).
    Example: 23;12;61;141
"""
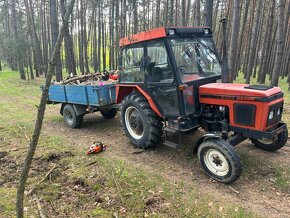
120;92;162;149
100;108;118;119
198;139;243;184
63;104;83;128
251;124;288;152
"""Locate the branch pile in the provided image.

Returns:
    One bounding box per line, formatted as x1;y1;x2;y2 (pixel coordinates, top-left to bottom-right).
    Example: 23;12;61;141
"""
52;70;118;85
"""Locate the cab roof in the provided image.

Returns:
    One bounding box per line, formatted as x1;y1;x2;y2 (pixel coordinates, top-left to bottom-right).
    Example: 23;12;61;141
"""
119;27;212;47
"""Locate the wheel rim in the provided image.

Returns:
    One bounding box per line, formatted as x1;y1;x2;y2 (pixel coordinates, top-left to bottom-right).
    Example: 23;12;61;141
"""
204;149;229;176
65;109;74;125
257;138;274;144
124;106;144;140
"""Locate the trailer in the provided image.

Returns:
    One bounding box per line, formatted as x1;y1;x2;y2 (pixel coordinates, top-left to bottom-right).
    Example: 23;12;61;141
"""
47;83;118;128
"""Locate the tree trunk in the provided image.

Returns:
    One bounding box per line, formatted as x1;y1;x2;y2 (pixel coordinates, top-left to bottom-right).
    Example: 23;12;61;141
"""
271;0;285;86
24;0;44;75
235;0;250;75
169;0;174;26
11;0;26;80
78;0;85;74
50;0;63;81
195;0;201;26
115;0;120;69
228;0;240;82
16;1;75;217
92;8;98;72
41;1;48;76
60;0;76;75
246;0;262;84
28;47;34;80
258;0;275;83
155;0;161;27
98;0;102;72
205;0;214;27
181;0;186;26
133;0;138;33
83;1;90;74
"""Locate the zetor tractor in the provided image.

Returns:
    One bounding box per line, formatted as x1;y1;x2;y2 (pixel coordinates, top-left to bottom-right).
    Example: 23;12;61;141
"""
117;27;288;183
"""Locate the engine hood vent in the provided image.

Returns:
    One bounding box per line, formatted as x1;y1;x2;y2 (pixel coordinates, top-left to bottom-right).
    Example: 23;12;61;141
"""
244;84;273;91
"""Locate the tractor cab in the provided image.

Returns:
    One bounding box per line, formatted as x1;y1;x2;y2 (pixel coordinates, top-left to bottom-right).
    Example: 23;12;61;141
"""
117;27;288;184
118;27;221;130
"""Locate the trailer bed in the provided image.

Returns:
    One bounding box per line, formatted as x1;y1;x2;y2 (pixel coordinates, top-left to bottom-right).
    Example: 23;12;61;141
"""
48;84;116;106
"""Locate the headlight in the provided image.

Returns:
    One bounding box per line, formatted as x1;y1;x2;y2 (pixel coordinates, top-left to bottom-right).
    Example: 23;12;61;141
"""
219;106;225;112
269;111;274;120
277;108;281;115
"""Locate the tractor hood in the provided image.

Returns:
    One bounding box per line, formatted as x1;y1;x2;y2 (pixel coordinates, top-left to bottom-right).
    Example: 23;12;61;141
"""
199;83;283;101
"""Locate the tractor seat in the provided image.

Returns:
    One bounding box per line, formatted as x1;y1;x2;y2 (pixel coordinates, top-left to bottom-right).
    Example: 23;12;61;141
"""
147;66;163;82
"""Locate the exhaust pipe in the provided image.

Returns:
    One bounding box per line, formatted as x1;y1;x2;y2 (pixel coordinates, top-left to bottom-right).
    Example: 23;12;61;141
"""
220;18;229;83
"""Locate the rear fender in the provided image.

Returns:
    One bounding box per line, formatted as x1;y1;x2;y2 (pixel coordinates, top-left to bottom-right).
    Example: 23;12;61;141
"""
116;85;162;117
60;103;86;116
60;103;66;115
73;104;87;116
193;133;221;154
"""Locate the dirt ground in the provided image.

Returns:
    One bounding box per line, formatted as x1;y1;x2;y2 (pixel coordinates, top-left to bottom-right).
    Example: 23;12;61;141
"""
43;109;290;218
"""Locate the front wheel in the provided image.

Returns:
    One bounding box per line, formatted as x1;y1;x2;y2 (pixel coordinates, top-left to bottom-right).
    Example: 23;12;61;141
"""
197;139;243;184
251;124;288;152
120;93;163;149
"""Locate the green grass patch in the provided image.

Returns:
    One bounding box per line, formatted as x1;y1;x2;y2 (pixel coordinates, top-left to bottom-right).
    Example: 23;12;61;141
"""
274;167;289;190
0;187;16;217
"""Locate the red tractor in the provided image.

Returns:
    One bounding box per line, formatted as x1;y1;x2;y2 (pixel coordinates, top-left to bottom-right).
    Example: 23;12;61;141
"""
116;27;288;183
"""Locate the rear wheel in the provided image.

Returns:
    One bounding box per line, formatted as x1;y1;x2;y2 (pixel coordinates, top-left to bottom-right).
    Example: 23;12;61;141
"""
251;124;288;152
63;104;83;128
197;139;243;184
120;93;162;149
100;108;118;119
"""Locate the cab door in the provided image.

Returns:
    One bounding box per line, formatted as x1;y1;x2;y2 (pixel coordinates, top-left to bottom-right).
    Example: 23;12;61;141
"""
144;41;181;117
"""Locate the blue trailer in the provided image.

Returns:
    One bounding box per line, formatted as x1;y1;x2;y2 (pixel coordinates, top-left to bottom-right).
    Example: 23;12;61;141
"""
47;83;118;128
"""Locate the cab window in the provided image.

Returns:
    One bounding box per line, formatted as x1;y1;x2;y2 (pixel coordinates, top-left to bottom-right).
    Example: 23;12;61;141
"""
146;42;174;83
119;46;145;83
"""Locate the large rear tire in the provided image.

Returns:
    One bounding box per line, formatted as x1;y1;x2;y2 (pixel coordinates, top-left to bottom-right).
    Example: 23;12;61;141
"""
63;104;83;128
197;139;243;184
120;92;162;149
251;124;288;152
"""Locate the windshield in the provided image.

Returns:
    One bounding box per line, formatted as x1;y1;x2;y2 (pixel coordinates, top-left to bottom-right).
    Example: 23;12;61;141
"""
170;38;221;83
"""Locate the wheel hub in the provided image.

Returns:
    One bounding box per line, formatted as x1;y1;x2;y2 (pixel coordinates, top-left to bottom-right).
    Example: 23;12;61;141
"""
124;106;144;139
212;155;223;166
204;149;229;177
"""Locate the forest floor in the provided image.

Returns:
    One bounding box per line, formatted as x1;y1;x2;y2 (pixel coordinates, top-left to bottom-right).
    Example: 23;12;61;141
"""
0;69;290;217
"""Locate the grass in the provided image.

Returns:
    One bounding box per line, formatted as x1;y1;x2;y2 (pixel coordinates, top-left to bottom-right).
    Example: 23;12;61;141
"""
3;68;290;217
274;167;290;190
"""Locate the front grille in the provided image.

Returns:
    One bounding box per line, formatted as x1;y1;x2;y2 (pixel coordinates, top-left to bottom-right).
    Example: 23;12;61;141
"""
267;102;283;126
234;103;256;126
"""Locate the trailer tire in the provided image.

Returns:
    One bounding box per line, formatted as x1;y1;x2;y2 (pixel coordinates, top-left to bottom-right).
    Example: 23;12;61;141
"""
198;139;243;184
100;108;118;119
63;104;83;128
251;124;288;152
120;92;162;149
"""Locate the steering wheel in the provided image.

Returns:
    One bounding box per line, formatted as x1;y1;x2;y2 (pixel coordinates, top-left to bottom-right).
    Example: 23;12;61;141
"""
177;65;188;74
